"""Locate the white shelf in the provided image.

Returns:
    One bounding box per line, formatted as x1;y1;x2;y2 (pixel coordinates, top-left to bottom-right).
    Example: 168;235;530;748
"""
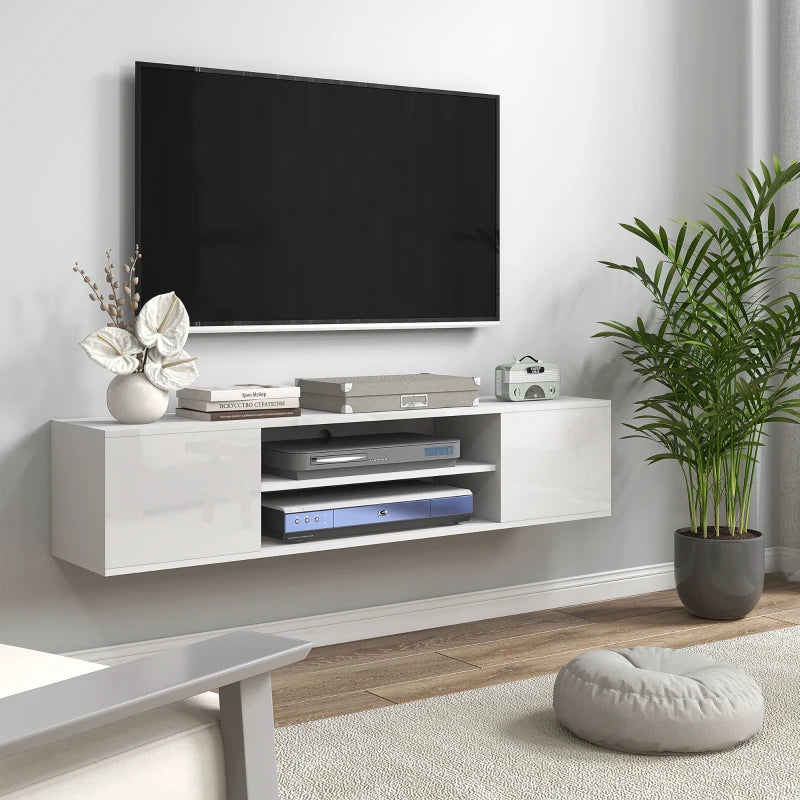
260;458;496;493
54;396;611;437
100;510;612;576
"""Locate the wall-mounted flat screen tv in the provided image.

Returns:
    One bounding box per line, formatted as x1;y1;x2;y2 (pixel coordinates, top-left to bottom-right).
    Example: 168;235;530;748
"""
135;62;499;331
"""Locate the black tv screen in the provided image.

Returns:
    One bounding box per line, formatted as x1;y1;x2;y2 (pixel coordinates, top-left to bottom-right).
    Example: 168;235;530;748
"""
135;62;499;328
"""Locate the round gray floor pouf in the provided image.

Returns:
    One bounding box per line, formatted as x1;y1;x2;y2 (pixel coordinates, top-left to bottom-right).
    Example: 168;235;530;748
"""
553;646;764;753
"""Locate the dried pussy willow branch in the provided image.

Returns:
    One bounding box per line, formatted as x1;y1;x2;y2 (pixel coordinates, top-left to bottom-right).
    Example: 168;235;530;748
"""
122;244;141;325
72;246;141;331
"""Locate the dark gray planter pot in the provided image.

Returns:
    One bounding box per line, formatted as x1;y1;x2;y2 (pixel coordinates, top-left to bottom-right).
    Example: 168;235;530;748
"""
674;529;765;620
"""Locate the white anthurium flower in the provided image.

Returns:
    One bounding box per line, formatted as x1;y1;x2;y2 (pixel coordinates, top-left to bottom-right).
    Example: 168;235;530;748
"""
135;291;190;357
79;326;143;375
143;347;199;391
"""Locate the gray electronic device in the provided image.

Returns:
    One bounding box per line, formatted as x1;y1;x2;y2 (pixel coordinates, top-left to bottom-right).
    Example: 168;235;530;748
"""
262;432;460;479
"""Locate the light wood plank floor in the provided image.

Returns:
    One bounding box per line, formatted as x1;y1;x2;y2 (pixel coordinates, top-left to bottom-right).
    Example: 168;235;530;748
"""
272;573;800;727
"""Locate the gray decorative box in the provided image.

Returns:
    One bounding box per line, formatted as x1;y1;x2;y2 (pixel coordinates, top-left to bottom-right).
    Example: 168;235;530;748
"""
297;374;481;414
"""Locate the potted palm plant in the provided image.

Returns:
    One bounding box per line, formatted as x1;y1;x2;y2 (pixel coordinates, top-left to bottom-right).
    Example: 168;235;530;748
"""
597;158;800;619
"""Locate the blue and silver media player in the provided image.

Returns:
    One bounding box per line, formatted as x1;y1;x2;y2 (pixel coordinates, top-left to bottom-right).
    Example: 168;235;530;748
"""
262;480;473;543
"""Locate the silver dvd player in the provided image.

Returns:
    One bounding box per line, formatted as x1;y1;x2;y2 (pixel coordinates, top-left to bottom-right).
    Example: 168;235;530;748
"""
261;432;460;479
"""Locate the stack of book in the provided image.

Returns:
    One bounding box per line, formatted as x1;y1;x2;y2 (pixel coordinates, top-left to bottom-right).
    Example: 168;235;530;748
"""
176;384;301;421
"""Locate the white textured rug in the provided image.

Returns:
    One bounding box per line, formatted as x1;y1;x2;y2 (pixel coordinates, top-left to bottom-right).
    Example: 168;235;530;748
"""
275;627;800;800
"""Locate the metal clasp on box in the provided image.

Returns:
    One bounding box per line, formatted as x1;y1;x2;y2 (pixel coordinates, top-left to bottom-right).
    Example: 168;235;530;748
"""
401;393;428;408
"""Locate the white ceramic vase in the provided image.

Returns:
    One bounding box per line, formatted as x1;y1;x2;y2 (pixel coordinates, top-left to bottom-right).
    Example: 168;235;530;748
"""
107;373;169;424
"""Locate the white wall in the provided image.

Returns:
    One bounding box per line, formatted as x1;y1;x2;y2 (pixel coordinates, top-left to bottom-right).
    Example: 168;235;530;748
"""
772;0;800;558
0;0;753;652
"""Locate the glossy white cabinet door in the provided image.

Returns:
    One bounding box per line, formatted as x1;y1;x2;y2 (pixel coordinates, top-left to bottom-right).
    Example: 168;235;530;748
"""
105;430;261;569
499;405;611;523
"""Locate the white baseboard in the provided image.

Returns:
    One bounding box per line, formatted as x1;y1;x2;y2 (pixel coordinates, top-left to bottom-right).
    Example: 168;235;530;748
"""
66;559;677;664
766;545;782;574
66;549;788;666
771;546;800;577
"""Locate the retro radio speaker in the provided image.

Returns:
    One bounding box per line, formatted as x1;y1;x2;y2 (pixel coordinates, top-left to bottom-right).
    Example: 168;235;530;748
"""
494;356;560;401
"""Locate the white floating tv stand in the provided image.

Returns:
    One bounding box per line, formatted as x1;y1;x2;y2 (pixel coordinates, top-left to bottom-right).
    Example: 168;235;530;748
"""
51;397;611;577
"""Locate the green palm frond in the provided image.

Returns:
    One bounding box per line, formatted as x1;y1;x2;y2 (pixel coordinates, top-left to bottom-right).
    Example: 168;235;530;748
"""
595;158;800;537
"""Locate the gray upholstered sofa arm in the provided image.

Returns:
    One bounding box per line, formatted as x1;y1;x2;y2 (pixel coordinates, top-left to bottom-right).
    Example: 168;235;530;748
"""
0;631;311;800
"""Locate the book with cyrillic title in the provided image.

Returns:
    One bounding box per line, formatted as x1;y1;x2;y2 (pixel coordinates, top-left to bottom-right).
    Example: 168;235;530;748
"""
177;384;300;402
178;397;300;413
176;407;301;422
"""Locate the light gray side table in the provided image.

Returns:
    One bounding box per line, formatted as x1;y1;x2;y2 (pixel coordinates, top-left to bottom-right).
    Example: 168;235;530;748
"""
0;631;311;799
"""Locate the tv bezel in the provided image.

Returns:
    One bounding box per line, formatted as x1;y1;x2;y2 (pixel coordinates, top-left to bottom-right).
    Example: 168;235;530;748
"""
135;61;500;333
